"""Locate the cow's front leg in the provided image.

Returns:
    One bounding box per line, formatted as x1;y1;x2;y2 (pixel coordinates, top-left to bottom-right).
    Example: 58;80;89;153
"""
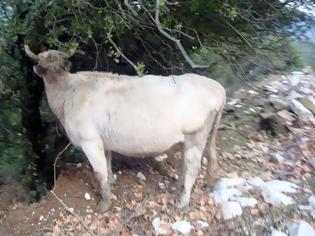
81;140;111;212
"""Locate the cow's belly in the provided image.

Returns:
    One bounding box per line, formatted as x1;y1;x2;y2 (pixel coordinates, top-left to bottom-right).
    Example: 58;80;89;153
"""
101;124;185;157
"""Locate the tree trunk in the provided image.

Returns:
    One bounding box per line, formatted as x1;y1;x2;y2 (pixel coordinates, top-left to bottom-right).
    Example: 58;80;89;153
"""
15;3;51;197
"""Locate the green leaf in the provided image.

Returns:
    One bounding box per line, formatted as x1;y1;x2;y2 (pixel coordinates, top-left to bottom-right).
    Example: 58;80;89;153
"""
136;62;145;76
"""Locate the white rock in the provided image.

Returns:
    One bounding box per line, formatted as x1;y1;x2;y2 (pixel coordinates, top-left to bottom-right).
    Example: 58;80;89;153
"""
299;205;315;218
302;66;313;74
232;197;258;208
171;186;177;191
308;195;315;207
247;176;265;187
152;218;160;227
271;229;288;236
308;97;315;107
288;220;315;236
288;75;302;86
269;96;289;109
84;192;91;201
262;180;298;194
277;110;296;122
39;215;44;221
248;90;259;95
239;184;254;191
271;153;285;163
269;81;287;92
261;189;295;206
269;94;280;99
299;205;313;211
227;98;240;106
152;217;169;235
221;201;243;220
154;154;168;162
196;220;209;229
289;99;313;122
288;91;303;99
299;87;313;95
211;188;242;204
171;220;193;234
260;180;298;206
214;177;245;191
248;108;257;114
264;85;278;93
298;205;314;211
158;182;166;190
291;71;305;76
136;172;146;181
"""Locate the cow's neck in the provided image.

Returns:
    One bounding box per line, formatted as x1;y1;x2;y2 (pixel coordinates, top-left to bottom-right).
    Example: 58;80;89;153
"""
43;71;70;126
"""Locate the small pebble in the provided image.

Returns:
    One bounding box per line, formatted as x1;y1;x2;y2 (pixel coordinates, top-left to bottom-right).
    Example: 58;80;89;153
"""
158;182;166;190
270;153;284;164
196;220;209;229
84;192;91;201
172;220;193;234
136;172;146;181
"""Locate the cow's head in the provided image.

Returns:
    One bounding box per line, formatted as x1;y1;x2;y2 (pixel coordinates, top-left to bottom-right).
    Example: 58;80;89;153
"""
24;45;75;78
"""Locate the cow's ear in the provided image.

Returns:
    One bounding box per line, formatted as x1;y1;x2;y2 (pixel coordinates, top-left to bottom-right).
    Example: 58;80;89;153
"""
33;65;47;77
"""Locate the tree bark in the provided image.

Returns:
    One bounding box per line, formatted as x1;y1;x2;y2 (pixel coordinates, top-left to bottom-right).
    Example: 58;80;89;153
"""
15;3;50;197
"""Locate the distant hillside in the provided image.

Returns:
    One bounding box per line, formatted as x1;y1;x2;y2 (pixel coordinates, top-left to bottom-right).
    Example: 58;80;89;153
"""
305;27;315;43
293;40;315;69
293;21;315;69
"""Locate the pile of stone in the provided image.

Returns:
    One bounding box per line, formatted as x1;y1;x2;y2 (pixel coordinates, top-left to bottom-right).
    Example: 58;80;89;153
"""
226;67;315;136
211;177;300;220
262;68;314;124
211;177;315;235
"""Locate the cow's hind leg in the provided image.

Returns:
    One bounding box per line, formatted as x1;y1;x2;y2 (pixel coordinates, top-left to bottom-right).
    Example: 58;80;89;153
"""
206;109;223;186
81;140;111;212
106;151;115;184
177;124;210;208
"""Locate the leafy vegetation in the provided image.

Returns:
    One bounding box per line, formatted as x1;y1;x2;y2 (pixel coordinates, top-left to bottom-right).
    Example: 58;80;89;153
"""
0;0;314;199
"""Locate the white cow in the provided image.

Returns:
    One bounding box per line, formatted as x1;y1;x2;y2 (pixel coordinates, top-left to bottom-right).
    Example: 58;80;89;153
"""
25;45;226;212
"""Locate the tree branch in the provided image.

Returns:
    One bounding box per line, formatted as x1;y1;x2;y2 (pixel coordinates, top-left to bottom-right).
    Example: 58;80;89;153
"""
107;26;139;75
107;27;137;71
224;20;254;50
124;0;138;16
154;0;209;69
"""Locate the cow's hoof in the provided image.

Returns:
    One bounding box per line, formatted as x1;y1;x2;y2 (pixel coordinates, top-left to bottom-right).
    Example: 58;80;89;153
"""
97;199;112;212
206;174;217;188
108;174;116;184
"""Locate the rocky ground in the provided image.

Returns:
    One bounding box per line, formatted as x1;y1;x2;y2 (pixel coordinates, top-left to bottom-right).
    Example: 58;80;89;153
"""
1;67;315;235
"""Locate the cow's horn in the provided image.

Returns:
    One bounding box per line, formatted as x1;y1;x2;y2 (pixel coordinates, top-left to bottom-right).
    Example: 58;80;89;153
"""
24;45;39;61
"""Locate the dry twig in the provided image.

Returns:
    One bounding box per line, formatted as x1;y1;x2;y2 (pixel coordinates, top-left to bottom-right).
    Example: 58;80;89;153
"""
53;142;71;189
